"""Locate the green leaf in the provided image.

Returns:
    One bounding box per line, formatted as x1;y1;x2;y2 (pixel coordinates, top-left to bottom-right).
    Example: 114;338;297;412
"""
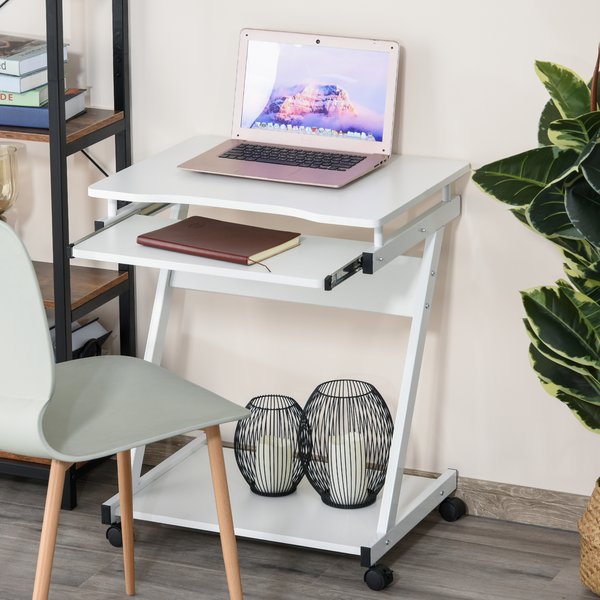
563;254;600;302
565;273;600;304
529;343;600;403
557;280;600;337
527;182;583;238
555;389;600;432
511;206;560;238
525;319;600;380
528;338;600;432
581;143;600;193
510;206;529;224
522;286;600;368
539;99;562;146
559;238;600;264
547;112;600;151
510;205;545;236
535;61;591;119
473;147;578;207
565;177;600;246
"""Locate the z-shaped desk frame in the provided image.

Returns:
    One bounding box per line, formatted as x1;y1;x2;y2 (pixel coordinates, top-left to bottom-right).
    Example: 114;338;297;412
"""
72;135;470;580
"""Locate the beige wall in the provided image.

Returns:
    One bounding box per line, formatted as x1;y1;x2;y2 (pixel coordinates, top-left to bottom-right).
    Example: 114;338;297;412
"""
3;0;600;496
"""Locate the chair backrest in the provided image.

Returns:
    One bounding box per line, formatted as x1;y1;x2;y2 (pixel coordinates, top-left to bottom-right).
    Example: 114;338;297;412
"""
0;221;54;405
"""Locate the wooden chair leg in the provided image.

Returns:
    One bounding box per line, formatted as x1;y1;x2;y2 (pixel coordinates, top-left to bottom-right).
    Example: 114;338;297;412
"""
117;450;136;596
32;460;72;600
204;426;243;600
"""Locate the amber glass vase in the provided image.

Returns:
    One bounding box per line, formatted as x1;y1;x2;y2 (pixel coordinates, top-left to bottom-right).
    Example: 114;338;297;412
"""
0;145;18;221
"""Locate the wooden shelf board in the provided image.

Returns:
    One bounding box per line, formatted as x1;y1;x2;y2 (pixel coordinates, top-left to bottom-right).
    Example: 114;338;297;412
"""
0;108;124;144
0;451;51;466
33;261;128;311
0;452;87;469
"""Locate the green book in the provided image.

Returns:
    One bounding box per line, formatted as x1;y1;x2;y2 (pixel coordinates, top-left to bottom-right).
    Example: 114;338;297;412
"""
0;84;49;107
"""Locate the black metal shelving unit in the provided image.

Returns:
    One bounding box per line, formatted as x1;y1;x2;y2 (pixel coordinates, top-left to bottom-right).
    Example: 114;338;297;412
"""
0;0;136;509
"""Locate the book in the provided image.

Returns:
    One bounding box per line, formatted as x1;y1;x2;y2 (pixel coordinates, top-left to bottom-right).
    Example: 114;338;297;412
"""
0;34;68;76
0;84;49;107
137;216;301;266
0;67;48;93
0;88;86;128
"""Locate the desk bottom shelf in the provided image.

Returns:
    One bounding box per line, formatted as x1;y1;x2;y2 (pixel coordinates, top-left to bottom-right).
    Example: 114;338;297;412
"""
104;444;457;564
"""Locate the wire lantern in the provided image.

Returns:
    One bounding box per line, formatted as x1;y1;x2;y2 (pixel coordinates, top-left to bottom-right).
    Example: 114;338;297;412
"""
299;380;394;509
234;394;305;497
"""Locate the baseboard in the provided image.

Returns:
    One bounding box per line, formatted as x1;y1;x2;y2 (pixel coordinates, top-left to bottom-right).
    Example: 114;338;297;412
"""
454;474;590;532
405;468;590;532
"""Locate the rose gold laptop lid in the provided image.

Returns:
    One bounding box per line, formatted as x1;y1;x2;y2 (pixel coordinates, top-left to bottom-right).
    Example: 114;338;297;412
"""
178;29;400;188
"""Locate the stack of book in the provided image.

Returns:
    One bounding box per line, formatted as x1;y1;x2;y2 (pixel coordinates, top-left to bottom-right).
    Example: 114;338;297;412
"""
0;33;86;128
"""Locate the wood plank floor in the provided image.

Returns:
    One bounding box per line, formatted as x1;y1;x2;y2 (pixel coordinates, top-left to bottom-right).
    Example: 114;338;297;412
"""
0;459;596;600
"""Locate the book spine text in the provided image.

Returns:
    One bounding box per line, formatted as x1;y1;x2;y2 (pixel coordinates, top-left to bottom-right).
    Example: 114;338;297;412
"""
0;60;21;77
0;90;46;107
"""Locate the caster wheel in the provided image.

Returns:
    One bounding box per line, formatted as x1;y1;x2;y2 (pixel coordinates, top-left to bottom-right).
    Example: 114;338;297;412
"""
106;522;123;547
439;496;467;522
364;564;393;591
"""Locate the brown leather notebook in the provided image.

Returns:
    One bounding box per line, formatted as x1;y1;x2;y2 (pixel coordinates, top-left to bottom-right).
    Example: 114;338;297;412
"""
137;216;301;265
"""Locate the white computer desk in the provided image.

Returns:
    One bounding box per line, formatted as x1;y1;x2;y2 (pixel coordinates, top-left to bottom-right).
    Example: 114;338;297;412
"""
73;134;470;581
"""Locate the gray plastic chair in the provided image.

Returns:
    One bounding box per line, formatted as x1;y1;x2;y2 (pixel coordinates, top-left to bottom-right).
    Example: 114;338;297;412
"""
0;221;249;600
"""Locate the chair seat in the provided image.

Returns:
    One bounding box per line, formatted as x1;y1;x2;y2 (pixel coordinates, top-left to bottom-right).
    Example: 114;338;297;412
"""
40;355;248;462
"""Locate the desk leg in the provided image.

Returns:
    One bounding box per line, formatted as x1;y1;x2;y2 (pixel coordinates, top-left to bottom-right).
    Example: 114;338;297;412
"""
126;267;178;486
376;228;446;536
144;268;174;365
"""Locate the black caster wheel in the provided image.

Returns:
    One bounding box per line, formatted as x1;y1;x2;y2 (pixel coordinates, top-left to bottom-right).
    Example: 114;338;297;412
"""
364;564;394;591
439;496;467;522
106;522;123;547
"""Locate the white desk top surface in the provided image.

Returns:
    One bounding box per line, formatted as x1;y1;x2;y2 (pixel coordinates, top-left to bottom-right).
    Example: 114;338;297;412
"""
89;135;470;228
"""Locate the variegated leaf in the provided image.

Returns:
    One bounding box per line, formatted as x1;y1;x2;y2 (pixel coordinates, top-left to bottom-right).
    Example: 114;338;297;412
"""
538;99;562;146
529;343;600;404
527;182;582;238
521;286;600;368
565;273;600;304
547;112;600;150
581;143;600;193
563;255;600;303
557;280;600;337
509;206;542;237
472;147;578;207
535;61;591;119
529;344;600;434
525;319;600;381
565;177;600;246
556;389;600;432
510;206;529;224
559;239;600;264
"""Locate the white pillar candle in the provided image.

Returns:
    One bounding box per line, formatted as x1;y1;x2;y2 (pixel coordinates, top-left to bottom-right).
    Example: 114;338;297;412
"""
254;434;294;494
328;431;368;506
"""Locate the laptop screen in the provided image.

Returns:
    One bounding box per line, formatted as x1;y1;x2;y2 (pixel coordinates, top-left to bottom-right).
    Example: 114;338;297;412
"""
239;40;391;144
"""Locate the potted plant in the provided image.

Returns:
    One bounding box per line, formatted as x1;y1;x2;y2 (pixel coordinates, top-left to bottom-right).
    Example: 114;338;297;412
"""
472;47;600;595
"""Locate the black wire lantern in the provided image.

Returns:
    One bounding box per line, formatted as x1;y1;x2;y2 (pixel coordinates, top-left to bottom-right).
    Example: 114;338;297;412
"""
234;395;305;497
299;380;394;509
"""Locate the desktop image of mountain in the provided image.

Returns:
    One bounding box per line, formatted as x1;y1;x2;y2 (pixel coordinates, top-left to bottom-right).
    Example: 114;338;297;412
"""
252;81;383;140
242;41;389;141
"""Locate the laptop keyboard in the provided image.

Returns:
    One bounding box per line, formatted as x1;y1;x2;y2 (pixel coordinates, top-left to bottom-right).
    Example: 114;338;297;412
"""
219;143;366;171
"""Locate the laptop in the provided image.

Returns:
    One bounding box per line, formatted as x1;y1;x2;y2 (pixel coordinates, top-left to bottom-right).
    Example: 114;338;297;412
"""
178;29;400;188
